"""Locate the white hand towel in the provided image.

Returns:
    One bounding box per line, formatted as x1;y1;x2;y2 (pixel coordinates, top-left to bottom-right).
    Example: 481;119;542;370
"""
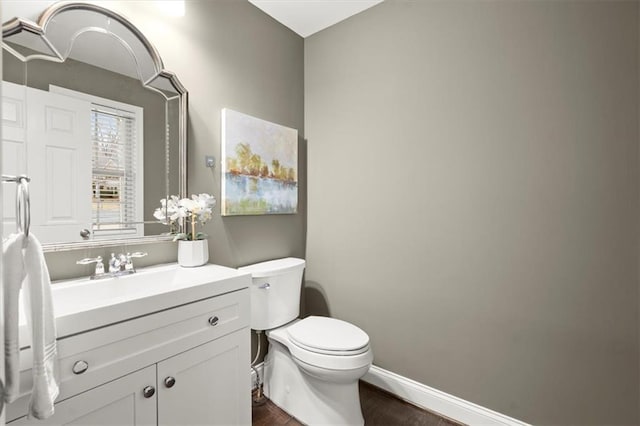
3;233;24;403
22;234;59;419
3;233;59;419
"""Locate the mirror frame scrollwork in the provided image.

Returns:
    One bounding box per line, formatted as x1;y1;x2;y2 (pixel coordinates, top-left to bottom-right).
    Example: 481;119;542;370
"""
2;2;187;252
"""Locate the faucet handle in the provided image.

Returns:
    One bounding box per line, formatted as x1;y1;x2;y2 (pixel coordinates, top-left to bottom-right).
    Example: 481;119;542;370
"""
76;256;102;265
95;256;105;274
76;256;104;275
127;252;147;272
124;253;133;271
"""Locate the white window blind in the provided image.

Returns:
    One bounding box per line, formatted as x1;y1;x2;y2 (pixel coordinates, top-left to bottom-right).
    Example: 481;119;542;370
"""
91;105;138;235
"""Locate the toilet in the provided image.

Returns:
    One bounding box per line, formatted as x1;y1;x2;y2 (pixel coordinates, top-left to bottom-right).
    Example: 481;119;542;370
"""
239;257;373;426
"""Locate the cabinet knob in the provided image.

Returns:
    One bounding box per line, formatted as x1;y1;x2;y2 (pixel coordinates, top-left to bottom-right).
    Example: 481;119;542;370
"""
208;316;219;326
143;386;156;398
72;360;89;375
164;376;176;388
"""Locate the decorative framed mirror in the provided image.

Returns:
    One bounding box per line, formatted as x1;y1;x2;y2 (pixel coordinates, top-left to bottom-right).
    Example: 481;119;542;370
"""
2;2;187;251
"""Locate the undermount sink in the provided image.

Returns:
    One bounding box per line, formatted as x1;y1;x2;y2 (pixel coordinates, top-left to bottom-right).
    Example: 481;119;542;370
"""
18;263;251;347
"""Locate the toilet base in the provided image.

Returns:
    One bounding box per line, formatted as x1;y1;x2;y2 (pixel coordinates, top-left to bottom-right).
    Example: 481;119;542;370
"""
263;339;365;426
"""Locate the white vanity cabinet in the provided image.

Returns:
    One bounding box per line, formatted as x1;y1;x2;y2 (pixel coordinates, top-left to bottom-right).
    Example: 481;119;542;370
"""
7;265;251;426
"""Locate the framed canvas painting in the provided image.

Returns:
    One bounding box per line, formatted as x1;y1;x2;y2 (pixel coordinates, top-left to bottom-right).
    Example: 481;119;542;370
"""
221;108;298;216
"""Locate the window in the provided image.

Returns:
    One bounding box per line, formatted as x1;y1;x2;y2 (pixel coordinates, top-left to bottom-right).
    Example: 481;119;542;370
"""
91;106;138;236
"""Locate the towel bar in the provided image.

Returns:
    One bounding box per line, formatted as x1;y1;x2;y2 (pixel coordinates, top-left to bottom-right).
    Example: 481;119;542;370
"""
2;174;31;237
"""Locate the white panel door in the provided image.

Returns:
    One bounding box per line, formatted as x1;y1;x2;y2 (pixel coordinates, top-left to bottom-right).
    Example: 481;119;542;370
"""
26;88;91;243
1;81;27;237
8;365;157;425
157;330;251;426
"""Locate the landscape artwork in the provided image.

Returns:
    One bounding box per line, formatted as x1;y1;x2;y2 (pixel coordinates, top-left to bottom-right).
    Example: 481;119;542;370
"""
221;108;298;216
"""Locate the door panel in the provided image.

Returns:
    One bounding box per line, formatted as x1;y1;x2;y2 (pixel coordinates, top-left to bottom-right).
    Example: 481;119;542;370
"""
157;330;251;426
27;88;91;243
9;366;156;426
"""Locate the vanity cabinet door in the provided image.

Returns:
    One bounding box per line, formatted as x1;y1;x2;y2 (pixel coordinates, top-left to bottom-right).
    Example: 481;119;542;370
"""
9;366;156;426
157;328;251;426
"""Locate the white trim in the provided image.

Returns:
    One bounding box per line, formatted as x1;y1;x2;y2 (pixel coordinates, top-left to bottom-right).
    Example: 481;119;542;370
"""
252;361;528;425
362;365;530;426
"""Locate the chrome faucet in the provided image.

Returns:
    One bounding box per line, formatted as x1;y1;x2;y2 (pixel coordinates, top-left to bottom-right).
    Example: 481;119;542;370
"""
109;252;148;275
108;253;122;273
77;252;147;280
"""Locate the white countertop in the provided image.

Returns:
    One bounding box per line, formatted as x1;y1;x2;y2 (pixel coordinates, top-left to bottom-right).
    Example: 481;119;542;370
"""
18;263;251;347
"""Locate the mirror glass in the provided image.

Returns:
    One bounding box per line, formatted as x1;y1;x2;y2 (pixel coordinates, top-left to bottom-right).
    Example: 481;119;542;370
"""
1;3;187;250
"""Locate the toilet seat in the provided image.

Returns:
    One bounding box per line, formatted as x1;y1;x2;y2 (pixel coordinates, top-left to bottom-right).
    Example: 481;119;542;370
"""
287;316;370;356
267;317;373;371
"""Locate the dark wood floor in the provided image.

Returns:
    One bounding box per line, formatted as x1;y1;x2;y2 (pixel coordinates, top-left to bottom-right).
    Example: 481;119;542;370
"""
252;381;465;426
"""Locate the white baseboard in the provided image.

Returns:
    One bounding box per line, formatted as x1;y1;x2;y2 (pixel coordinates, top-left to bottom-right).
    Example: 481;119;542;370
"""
252;362;528;425
362;365;530;426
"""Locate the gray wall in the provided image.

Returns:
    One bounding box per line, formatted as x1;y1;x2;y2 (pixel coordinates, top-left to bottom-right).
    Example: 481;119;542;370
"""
305;1;639;424
1;0;305;280
166;0;306;268
117;0;306;269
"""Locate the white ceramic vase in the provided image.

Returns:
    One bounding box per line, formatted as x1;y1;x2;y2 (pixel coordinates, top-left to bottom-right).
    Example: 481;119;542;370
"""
178;239;209;267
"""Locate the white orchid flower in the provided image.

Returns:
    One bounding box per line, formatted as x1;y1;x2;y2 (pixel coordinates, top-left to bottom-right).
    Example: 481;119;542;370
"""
153;207;168;224
155;193;216;240
179;198;199;214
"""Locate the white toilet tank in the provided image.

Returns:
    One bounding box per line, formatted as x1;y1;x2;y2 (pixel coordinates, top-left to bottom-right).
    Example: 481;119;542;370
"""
238;257;306;331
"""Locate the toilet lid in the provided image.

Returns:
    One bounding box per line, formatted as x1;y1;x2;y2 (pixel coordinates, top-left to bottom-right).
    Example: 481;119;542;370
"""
287;316;370;355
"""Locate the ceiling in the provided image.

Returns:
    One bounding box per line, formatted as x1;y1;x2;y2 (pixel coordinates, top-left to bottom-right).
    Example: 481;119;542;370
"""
248;0;384;38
